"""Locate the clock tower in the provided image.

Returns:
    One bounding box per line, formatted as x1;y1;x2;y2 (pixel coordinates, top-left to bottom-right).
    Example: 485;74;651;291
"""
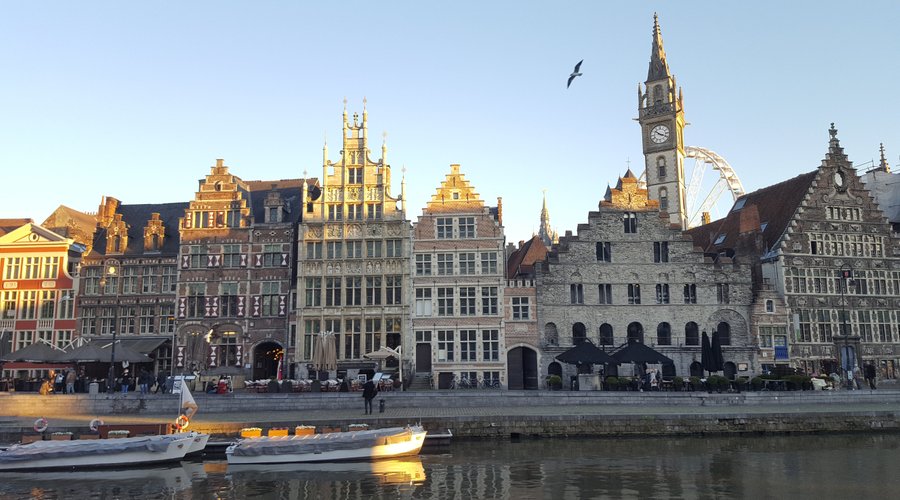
638;14;687;229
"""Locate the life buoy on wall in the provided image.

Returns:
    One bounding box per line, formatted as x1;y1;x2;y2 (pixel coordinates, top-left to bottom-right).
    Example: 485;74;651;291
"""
33;417;48;433
89;418;105;432
175;415;190;432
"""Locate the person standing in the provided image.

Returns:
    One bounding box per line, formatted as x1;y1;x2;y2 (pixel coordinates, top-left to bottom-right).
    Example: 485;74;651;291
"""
121;370;131;394
65;369;76;394
864;363;877;390
155;371;167;394
362;379;378;415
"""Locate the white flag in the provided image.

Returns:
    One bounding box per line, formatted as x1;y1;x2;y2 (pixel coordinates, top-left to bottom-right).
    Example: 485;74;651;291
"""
181;382;198;419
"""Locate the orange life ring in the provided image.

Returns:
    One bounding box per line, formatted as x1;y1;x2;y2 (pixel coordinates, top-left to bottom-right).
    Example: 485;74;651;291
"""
33;417;48;433
89;418;104;432
175;415;190;431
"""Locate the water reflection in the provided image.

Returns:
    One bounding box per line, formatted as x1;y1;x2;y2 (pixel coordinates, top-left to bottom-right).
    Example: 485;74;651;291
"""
1;434;898;499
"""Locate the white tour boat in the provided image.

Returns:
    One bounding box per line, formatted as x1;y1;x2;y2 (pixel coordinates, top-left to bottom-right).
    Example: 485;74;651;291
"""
0;434;196;471
226;425;427;465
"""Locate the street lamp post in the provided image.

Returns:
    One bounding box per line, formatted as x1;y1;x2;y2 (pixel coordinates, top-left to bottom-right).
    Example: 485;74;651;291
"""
839;264;854;389
100;264;119;393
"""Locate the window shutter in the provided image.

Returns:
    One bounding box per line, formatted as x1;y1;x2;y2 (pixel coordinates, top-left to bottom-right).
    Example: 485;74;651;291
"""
177;297;187;318
236;296;246;318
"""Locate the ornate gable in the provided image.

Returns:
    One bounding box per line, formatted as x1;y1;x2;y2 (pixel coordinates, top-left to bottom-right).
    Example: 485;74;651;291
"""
143;212;166;252
425;164;484;213
601;170;660;210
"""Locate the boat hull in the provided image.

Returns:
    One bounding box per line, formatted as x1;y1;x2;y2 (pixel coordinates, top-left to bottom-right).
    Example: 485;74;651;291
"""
226;427;427;465
0;435;195;471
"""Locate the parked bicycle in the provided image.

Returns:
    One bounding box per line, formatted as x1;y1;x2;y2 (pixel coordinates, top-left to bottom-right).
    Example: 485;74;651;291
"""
479;378;502;389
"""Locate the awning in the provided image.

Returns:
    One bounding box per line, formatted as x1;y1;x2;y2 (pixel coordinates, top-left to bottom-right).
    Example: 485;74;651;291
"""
59;341;152;363
116;338;168;355
0;341;67;362
612;339;674;365
556;341;620;366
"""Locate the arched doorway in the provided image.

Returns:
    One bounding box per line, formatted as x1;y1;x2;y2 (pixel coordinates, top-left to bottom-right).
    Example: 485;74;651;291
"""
253;341;283;380
627;322;644;343
723;361;737;380
690;361;703;377
507;346;539;390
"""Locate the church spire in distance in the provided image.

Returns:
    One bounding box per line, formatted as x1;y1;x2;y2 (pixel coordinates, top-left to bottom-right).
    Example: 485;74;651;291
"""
647;13;671;81
538;190;558;247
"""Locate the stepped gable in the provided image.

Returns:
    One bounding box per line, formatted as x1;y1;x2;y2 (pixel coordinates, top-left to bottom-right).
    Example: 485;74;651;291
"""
687;171;817;256
424;164;487;213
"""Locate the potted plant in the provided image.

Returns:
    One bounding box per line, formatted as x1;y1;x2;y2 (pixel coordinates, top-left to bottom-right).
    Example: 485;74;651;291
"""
750;376;765;391
605;376;619;391
547;375;562;390
707;375;728;393
672;376;684;391
688;376;701;391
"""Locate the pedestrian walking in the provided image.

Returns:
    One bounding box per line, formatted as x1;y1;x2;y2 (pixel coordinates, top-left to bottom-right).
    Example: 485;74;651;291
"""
155;371;167;394
138;369;151;395
362;379;378;415
121;370;131;394
864;363;877;390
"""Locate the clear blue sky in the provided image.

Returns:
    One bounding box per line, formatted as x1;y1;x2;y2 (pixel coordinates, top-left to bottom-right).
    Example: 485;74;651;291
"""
1;1;898;243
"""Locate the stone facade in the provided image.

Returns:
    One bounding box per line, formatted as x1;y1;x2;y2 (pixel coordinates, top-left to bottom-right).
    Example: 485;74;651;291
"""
411;164;506;389
295;103;412;381
758;128;900;379
175;161;304;381
536;172;755;383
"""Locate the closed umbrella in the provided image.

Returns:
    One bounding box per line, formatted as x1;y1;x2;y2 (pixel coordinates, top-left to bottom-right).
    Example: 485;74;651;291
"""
711;331;725;373
701;331;713;375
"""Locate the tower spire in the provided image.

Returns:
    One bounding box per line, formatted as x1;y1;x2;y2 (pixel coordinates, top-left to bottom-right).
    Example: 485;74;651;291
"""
538;190;556;246
878;143;891;173
647;12;671;81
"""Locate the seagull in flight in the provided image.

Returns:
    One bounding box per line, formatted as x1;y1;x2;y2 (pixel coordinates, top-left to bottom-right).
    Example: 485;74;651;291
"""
567;60;583;88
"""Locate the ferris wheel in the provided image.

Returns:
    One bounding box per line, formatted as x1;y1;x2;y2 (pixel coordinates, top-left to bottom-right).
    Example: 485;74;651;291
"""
639;146;745;227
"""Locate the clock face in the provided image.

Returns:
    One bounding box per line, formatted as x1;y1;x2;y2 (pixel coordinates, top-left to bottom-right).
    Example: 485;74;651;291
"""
650;124;670;144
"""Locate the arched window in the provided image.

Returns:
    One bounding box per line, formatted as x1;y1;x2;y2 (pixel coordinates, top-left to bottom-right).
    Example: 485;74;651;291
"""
599;323;614;346
685;322;699;346
572;323;586;344
653;85;663;104
717;322;731;346
657;322;671;345
627;322;644;343
659;188;669;212
656;156;667;179
544;323;559;346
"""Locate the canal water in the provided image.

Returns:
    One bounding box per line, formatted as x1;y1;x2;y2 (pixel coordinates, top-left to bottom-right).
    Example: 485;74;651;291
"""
1;433;899;499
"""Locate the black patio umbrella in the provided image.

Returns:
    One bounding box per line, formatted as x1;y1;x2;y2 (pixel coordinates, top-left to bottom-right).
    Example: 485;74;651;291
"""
710;331;725;373
701;331;714;375
612;339;674;365
556;340;620;366
60;341;151;363
0;341;66;363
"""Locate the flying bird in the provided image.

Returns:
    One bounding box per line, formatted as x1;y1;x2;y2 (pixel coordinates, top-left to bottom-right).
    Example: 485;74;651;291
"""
567;60;583;88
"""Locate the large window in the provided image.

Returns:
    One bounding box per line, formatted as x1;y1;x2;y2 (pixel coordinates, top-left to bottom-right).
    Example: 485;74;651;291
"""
685;322;699;346
327;204;343;221
655;284;670;304
436;217;453;239
366;203;382;220
570;284;584;304
142;266;158;293
511;296;529;319
415;288;432;316
346;241;362;259
186;283;204;318
623;212;637;233
386;239;403;257
326;242;343;259
20;290;37;319
223;244;242;267
437;330;454;361
348;167;363;184
306;242;322;259
459;287;476;316
365;318;382;353
42;257;59;279
220;282;239;317
386;276;402;305
481;287;498;315
345;277;362;306
482;330;499;361
717;283;730;304
480;252;498;274
437;287;454;316
657;322;672;345
596;242;611;262
39;290;56;319
717;322;731;345
4;257;21;279
189;245;206;268
366;277;382;306
347;203;363;221
458;253;476;275
24;257;40;279
305;277;322;307
437;253;453;275
460;330;477;361
627;284;641;305
366;240;382;258
161;266;177;292
458;217;475;238
653;242;669;263
599;284;613;305
415;254;432;276
683;284;697;304
325;277;341;306
599;323;614;345
140;305;155;334
121;266;138;294
344;319;361;359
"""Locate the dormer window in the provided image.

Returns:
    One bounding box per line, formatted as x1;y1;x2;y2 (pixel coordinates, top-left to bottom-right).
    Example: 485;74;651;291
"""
765;299;775;313
714;234;726;245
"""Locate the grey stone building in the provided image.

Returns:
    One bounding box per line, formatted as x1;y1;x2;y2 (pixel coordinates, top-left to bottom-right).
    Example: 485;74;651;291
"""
536;172;755;384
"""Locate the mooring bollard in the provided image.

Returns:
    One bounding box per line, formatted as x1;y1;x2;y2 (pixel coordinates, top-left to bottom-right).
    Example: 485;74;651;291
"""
379;399;385;413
